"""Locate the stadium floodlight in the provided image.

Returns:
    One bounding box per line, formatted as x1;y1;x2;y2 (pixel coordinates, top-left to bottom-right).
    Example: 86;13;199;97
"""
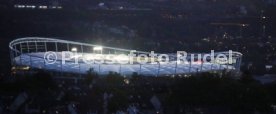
93;46;103;54
93;46;103;51
71;47;77;52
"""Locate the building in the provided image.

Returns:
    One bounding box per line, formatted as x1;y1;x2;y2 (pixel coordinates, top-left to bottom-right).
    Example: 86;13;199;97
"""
9;37;243;77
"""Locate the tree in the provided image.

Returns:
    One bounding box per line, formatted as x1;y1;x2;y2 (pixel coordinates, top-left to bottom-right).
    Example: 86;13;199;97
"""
240;70;257;84
85;68;98;84
104;72;125;86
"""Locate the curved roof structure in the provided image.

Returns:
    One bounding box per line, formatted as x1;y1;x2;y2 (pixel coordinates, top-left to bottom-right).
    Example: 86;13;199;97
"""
9;37;243;76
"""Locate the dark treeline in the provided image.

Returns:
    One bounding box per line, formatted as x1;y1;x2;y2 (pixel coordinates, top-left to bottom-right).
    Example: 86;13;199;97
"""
1;70;276;113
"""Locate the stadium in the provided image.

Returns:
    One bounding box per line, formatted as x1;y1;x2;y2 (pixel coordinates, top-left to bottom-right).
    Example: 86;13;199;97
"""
9;37;243;77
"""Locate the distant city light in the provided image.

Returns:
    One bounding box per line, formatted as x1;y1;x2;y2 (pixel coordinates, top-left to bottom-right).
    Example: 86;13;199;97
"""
124;79;130;84
98;2;105;7
57;6;63;9
39;6;48;9
14;4;62;10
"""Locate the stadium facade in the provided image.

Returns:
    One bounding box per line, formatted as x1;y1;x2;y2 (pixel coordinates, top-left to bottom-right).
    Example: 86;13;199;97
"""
9;37;243;76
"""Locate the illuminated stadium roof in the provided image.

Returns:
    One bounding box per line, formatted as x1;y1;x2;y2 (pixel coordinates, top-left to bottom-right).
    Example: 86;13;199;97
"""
9;37;243;76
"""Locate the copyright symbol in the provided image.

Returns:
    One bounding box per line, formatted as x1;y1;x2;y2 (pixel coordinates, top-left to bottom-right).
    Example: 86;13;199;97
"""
44;51;57;64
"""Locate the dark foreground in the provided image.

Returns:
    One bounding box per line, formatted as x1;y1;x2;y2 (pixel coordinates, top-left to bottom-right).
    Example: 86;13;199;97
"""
1;70;276;114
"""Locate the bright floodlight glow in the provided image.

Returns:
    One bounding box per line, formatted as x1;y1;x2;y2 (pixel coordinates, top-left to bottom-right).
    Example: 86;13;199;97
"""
115;55;129;61
93;46;103;51
71;47;77;52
